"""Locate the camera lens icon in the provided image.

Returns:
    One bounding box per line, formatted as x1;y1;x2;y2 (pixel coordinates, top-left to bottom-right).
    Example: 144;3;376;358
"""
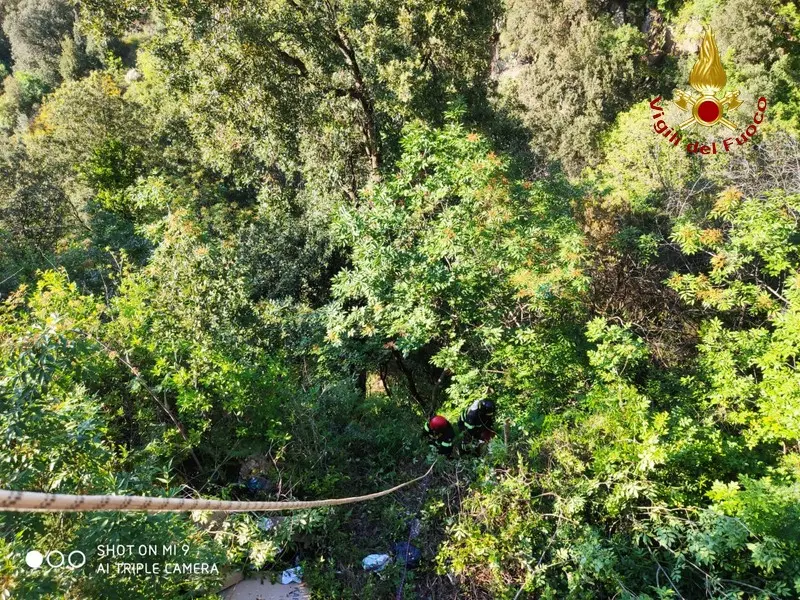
25;551;43;569
25;549;85;570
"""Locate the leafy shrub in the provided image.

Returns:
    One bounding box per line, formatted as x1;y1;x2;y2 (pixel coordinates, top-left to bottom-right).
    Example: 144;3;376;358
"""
497;0;649;175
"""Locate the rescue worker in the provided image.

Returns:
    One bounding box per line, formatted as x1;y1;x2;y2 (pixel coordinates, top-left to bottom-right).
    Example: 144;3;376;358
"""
424;415;456;456
458;399;496;453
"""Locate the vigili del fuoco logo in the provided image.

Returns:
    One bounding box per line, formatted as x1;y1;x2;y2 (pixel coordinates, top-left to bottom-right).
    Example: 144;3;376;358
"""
649;27;767;155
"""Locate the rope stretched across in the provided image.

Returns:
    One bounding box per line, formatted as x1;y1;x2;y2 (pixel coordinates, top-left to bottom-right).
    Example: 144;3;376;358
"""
0;462;436;513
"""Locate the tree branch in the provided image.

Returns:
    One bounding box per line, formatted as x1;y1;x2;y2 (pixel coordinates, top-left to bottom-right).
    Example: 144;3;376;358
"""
274;47;308;77
323;1;381;172
386;342;427;414
378;362;392;398
76;330;203;473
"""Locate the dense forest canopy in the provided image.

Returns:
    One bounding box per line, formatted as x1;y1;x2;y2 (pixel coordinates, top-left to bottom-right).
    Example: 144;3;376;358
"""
1;0;800;598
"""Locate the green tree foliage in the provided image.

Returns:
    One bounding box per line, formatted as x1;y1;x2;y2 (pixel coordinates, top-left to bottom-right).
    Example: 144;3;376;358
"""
0;70;49;132
496;0;650;175
79;0;501;305
93;0;500;185
1;0;800;598
588;102;697;215
0;274;228;599
58;27;93;82
2;0;74;84
439;312;799;597
328;110;587;412
0;138;70;258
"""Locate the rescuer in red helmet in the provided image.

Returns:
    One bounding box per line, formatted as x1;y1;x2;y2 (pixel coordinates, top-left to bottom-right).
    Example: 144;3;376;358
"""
424;415;455;456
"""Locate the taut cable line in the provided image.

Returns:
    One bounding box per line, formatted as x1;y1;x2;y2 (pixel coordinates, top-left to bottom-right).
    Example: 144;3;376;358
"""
0;462;436;513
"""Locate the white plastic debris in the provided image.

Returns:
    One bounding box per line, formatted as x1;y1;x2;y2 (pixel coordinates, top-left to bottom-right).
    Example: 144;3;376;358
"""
258;517;277;531
409;518;421;539
281;566;303;584
362;554;391;572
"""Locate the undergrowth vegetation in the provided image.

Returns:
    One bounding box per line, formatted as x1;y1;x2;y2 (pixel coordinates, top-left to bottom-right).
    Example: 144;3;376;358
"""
0;0;799;598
